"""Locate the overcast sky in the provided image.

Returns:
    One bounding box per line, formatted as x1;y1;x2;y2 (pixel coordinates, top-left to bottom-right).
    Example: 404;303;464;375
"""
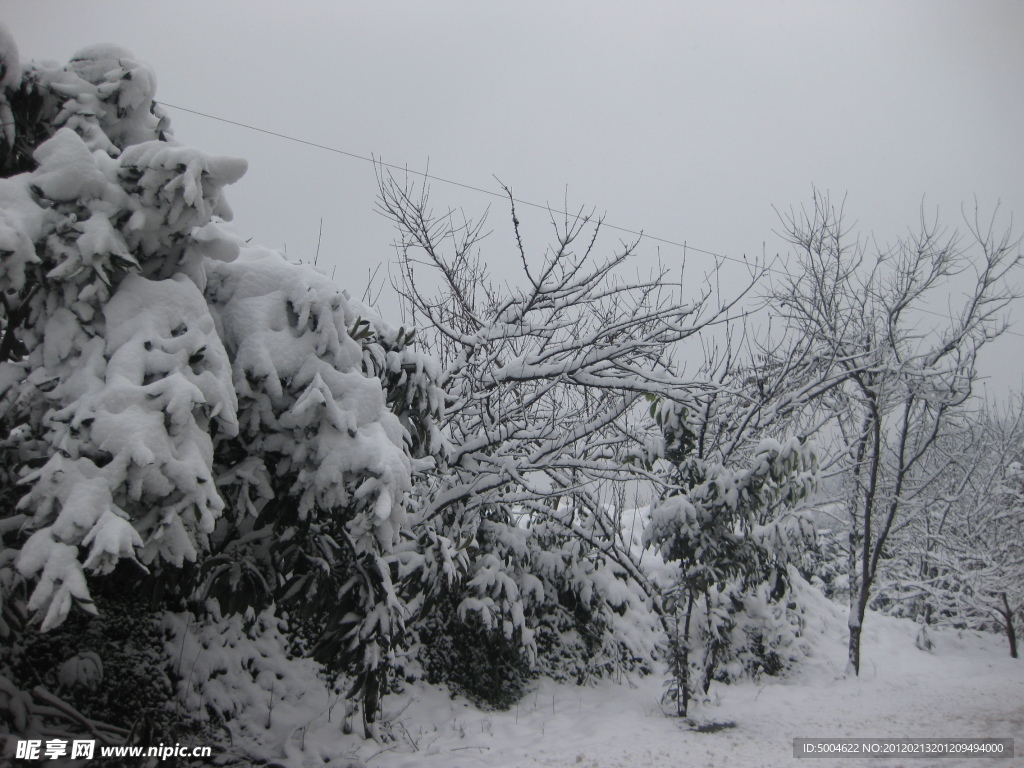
5;1;1023;395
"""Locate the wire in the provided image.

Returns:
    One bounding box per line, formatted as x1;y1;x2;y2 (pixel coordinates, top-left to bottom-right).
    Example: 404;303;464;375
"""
156;101;756;270
157;101;1023;340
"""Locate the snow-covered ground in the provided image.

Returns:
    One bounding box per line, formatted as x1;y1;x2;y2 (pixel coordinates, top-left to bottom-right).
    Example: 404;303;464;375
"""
222;587;1023;768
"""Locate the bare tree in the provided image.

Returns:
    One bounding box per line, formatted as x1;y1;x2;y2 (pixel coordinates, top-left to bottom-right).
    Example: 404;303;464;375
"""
770;190;1022;674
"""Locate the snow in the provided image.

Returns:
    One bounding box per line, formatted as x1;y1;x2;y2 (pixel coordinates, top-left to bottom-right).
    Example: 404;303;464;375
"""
14;269;244;619
30;127;110;201
174;595;1023;768
118;140;247;260
57;651;103;692
0;22;19;146
204;243;412;538
64;42;164;149
0;200;41;292
0;24;19;91
17;533;96;632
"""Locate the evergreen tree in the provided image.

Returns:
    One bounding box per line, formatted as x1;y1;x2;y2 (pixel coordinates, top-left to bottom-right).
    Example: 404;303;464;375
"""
0;28;437;741
643;396;816;716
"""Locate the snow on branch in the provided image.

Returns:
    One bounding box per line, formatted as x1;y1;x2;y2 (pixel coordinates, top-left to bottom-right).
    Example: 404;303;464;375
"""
376;167;762;529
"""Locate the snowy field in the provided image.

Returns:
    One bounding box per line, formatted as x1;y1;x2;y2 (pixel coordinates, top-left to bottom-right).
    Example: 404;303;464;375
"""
221;592;1023;768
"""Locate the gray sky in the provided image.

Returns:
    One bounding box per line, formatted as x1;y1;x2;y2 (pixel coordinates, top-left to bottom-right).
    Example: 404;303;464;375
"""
5;1;1023;395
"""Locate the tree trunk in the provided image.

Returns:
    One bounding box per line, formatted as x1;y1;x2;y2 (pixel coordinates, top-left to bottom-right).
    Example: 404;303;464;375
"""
847;526;860;675
362;667;382;739
848;621;862;675
848;582;870;675
679;593;696;716
1001;592;1018;660
678;647;690;717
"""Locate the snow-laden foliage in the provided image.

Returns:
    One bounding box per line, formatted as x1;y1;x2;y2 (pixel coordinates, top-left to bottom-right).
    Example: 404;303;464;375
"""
161;607;334;747
402;508;660;708
0;37;170;178
0;587;209;749
205;245;413;544
197;246;443;735
1;123;246;631
0;29;433;746
641;396;817;716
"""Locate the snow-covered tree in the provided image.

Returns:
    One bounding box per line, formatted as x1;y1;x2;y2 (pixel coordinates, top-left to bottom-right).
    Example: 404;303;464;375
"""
374;168;825;712
642;394;816;716
875;397;1024;657
0;29;434;741
769;189;1023;674
374;169;748;697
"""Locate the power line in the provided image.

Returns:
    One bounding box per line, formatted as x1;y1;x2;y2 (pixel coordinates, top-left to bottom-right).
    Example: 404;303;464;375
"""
157;101;1023;340
157;101;753;270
